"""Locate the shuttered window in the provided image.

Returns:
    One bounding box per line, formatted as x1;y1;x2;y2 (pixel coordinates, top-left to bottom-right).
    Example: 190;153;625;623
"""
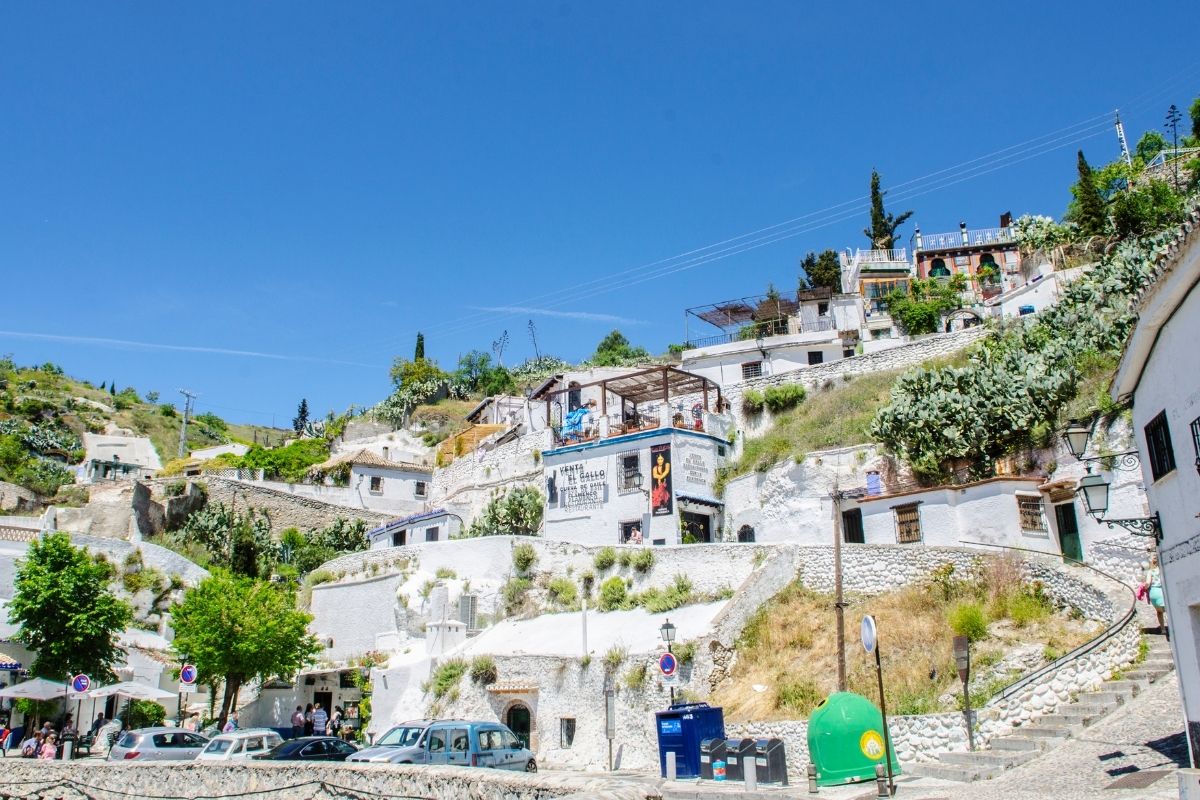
894;503;922;543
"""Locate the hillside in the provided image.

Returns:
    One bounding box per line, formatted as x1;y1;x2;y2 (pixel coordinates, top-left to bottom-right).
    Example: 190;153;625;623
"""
0;357;290;498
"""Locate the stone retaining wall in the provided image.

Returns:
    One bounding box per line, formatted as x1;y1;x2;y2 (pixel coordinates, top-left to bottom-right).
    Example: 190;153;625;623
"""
0;761;657;800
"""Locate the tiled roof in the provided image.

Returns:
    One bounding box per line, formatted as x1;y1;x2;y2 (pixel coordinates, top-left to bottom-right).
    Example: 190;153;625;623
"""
313;449;432;474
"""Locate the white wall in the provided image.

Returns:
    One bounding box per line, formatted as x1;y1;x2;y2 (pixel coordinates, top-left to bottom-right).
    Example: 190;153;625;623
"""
350;464;431;512
681;332;849;387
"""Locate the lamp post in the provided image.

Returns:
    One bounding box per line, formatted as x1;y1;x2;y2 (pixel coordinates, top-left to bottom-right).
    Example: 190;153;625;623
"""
660;619;676;705
1061;418;1144;472
1062;418;1162;540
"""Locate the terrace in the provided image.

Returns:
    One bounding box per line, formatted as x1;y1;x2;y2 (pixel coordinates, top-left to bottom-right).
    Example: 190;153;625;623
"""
683;290;835;349
915;226;1015;252
540;365;729;449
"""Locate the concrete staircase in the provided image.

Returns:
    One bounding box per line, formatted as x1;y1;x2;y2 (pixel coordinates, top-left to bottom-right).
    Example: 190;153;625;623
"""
906;635;1174;783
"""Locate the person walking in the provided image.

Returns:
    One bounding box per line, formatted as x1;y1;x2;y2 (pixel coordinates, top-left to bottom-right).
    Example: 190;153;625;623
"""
328;706;343;737
222;712;239;734
290;706;304;739
303;703;314;737
311;703;328;736
1146;554;1168;635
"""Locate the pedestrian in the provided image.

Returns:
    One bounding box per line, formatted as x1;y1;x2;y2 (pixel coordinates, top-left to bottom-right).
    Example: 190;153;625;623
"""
328;706;343;737
303;703;314;737
311;703;327;736
39;733;57;760
1146;554;1167;635
89;714;106;735
290;706;304;739
222;711;239;734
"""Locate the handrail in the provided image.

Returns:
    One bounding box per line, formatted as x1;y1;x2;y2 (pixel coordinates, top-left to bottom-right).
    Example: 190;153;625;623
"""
959;541;1138;706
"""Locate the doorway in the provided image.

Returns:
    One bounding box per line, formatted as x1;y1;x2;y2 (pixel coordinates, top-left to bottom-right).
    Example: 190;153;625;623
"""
314;690;333;720
842;508;865;544
680;511;712;543
505;703;532;749
1055;503;1083;562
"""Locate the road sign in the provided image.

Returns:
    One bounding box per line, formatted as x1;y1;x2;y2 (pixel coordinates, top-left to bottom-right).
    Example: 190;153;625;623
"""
860;615;877;654
659;651;678;677
180;664;198;686
70;674;91;693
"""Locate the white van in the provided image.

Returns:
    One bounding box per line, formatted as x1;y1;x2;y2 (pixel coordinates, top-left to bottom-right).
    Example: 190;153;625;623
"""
195;728;284;761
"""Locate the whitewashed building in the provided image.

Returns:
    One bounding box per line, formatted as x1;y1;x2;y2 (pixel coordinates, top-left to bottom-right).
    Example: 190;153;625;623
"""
1111;207;1200;767
367;508;463;548
79;433;162;483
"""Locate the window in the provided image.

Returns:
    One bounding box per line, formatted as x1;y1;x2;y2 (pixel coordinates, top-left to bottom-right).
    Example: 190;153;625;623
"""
392;530;406;547
1145;411;1176;481
843;349;855;358
954;255;970;266
1018;496;1047;532
817;302;830;316
560;718;576;748
718;445;726;457
741;361;763;380
737;525;755;543
619;451;641;492
893;503;922;543
382;446;390;460
546;473;558;504
450;729;469;752
369;475;384;493
1191;416;1200;473
426;730;447;752
929;257;950;278
425;526;439;542
414;481;428;498
807;351;823;365
480;729;503;750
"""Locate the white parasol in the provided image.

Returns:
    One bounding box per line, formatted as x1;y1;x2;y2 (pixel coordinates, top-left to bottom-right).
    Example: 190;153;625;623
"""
88;681;175;701
0;677;68;701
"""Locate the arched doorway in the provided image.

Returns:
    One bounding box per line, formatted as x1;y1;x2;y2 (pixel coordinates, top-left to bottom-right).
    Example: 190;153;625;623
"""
737;525;756;543
505;703;532;749
928;257;950;278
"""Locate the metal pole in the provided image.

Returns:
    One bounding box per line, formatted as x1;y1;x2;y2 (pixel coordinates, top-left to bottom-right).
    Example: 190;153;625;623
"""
963;680;974;752
875;645;895;796
832;485;847;691
667;641;675;705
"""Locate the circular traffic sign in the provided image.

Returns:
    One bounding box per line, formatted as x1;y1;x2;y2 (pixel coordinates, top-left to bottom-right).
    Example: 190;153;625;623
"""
180;664;198;685
861;615;877;654
658;652;678;677
71;674;91;693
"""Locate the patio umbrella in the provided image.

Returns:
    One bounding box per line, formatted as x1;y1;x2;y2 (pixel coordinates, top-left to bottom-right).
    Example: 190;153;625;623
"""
0;677;68;701
88;681;174;701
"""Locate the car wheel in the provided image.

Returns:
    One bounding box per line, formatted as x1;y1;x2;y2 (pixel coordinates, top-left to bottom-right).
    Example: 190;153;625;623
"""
526;759;537;773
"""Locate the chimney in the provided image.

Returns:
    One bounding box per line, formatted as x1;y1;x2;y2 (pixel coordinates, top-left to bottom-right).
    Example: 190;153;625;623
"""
959;221;969;246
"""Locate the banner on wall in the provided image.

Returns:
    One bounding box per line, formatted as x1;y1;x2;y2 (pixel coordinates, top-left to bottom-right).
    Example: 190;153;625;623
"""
650;443;673;516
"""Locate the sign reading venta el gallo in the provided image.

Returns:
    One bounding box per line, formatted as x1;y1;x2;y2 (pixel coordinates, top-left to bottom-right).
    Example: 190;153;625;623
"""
560;463;607;511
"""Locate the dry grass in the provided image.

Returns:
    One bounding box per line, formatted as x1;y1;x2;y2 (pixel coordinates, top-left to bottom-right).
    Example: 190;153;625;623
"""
712;560;1100;722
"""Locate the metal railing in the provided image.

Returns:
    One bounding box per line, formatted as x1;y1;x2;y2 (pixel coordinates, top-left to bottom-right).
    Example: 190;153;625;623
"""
919;227;1015;250
683;317;836;350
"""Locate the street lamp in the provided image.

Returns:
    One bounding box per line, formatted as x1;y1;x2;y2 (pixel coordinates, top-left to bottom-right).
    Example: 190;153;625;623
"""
1060;418;1142;471
1061;420;1162;540
660;619;677;705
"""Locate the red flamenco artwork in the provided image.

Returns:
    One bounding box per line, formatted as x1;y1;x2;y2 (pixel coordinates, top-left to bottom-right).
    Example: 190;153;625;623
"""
650;443;673;516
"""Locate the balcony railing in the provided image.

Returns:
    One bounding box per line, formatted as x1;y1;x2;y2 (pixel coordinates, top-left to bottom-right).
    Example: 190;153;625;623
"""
918;227;1014;251
551;409;732;448
684;317;835;350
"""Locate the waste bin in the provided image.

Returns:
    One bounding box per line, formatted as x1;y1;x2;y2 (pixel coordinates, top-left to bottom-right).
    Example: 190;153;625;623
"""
754;737;787;784
699;738;726;780
724;737;755;782
654;702;725;779
807;691;901;787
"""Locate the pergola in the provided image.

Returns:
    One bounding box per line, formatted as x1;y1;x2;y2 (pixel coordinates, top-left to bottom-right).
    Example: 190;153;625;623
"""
541;365;723;426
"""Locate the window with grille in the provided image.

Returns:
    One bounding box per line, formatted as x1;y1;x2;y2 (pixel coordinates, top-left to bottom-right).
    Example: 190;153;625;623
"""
1191;416;1200;473
894;503;922;543
807;351;823;365
414;481;428;498
1144;411;1176;482
1018;496;1047;532
741;361;763;379
560;718;576;748
619;451;642;492
369;476;383;493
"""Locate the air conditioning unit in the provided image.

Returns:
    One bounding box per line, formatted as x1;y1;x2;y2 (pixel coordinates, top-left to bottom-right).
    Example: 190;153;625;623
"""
458;594;479;632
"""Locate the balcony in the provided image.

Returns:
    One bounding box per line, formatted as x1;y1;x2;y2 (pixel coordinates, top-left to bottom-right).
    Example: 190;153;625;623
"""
683;317;836;350
917;227;1015;251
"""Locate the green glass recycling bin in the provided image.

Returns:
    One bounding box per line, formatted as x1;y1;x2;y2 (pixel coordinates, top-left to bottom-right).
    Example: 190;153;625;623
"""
807;691;901;786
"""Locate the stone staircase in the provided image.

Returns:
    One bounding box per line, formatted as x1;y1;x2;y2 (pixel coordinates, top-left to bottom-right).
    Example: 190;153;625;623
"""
907;635;1174;783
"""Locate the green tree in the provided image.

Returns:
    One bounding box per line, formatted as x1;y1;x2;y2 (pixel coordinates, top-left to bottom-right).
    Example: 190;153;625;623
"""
181;503;275;574
863;169;913;249
10;533;132;680
1109;179;1185;239
414;332;425;361
799;249;843;292
590;330;650;367
292;398;309;433
1135;130;1167;163
467;486;544;537
1068;150;1108;236
170;571;321;728
453;350;493;393
389;357;446;390
1190;96;1200;141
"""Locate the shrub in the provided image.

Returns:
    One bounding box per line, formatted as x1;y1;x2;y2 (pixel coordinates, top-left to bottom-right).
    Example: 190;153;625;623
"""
425;659;467;699
622;662;648;690
466;486;544;537
776;677;823;714
617;550;633;568
603;644;627;671
512;542;538;574
598;576;628;610
674;642;697;666
948;601;989;642
308;569;336;586
418;579;436;600
742;389;765;413
469;655;498;685
548;577;578;607
164;481;187;498
502;577;532;612
631;548;655;573
1008;590;1052;627
435;567;457;580
763;384;806;412
594;547;617;571
580;570;596;593
123;699;167;729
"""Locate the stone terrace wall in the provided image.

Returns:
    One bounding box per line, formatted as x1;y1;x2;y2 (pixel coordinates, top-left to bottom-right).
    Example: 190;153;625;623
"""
1089;534;1154;587
70;532;209;585
430;428;546;523
0;761;657;800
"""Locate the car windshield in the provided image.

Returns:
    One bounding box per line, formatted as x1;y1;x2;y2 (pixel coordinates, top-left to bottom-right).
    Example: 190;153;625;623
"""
204;739;233;754
375;726;424;747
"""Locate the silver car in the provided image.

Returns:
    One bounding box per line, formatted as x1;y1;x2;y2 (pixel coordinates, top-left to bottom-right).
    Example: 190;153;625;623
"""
108;727;209;761
346;719;433;763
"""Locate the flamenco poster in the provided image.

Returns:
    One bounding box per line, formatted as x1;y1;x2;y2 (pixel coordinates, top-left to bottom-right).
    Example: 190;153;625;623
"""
650;443;673;516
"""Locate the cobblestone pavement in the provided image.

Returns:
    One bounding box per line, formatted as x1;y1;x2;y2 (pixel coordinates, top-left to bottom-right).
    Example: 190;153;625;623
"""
901;670;1189;800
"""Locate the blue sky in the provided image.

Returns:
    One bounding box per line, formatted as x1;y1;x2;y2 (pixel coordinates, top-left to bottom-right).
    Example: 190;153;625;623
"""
2;1;1197;427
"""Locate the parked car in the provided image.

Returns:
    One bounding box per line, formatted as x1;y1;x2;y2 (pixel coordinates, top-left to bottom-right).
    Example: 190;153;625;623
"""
252;736;359;762
360;719;535;772
108;727;209;761
196;728;284;761
346;720;433;764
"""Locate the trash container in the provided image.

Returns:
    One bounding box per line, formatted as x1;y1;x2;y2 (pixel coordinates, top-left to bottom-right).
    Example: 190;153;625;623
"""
699;738;726;780
654;702;725;779
807;691;901;787
754;737;787;784
724;737;755;782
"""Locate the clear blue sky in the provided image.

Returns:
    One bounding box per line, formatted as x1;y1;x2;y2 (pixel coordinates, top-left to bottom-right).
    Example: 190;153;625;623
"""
2;1;1197;427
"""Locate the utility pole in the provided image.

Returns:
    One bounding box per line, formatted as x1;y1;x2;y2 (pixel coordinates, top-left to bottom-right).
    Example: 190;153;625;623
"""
177;389;197;458
1166;104;1183;190
1114;109;1132;168
832;481;847;692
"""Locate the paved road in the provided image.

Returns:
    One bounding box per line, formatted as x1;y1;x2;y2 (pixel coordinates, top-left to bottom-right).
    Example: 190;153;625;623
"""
899;671;1189;800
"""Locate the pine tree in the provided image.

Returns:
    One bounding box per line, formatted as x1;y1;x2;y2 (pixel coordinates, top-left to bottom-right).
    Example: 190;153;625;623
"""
292;398;310;433
863;169;913;250
414;332;425;361
109;383;116;396
1072;150;1107;236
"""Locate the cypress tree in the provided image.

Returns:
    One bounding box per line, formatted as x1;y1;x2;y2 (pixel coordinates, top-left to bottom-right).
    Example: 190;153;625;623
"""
863;169;913;250
1073;150;1107;236
414;332;425;361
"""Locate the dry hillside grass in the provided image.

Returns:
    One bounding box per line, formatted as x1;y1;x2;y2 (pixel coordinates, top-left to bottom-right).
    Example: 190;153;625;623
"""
712;558;1100;722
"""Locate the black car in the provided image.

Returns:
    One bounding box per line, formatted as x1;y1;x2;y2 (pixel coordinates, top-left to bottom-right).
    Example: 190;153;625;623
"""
252;736;359;762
